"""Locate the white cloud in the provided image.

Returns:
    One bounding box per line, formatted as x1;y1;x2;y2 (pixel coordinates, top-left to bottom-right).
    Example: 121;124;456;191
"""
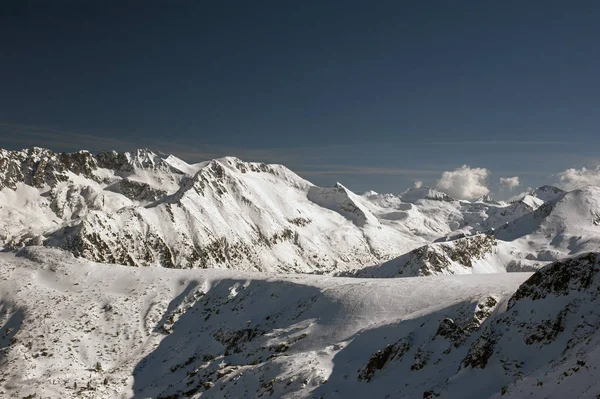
414;180;423;188
499;176;520;191
436;165;490;200
557;165;600;190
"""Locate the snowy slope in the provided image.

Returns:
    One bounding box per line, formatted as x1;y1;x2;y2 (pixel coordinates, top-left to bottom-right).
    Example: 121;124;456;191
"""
1;247;600;398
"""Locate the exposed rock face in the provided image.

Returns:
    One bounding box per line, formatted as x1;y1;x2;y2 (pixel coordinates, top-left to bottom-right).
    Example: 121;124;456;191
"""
350;234;499;277
0;147;186;193
0;147;99;190
356;294;502;388
96;149;182;175
475;194;499;204
457;252;600;380
358;335;414;382
460;334;496;369
118;178;168;201
508;252;599;305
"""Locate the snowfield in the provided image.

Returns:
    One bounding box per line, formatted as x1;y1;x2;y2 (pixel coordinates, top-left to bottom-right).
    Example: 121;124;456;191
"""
1;248;600;398
2;147;600;398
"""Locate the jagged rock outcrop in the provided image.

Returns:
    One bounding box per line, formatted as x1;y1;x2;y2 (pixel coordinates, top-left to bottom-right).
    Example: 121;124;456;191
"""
349;234;501;277
475;194;500;204
508;252;599;305
0;147;99;190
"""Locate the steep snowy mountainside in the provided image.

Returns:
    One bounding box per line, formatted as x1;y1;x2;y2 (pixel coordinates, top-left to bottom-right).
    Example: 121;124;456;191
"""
307;182;379;226
0;147;189;203
2;247;599;398
96;149;192;201
518;194;545;209
0;148;192;248
162;154;206;175
0;183;62;245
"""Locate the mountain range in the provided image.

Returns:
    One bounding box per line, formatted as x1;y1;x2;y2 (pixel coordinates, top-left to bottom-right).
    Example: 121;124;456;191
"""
1;147;600;398
3;147;595;276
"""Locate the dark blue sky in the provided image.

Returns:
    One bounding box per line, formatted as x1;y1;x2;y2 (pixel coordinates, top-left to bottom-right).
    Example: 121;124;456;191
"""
1;1;599;196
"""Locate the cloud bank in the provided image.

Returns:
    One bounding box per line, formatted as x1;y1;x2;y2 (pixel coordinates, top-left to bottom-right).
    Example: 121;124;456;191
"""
436;165;490;200
499;176;520;191
557;165;600;191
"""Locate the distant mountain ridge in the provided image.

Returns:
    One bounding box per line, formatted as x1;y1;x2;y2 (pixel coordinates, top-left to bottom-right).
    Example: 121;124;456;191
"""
0;147;594;275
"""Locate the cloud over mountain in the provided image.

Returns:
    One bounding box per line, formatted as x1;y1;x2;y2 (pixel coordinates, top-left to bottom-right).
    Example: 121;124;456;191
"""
500;176;520;191
436;165;490;200
558;165;600;190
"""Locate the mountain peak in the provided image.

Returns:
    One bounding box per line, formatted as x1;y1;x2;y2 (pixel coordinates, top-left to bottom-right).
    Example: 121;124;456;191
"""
475;194;499;204
531;185;565;202
215;156;244;165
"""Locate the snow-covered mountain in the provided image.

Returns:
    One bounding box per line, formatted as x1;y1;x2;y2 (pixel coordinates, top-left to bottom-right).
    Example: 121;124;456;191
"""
347;184;600;278
531;185;566;202
2;147;600;398
2;247;600;398
492;186;600;268
0;147;548;274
